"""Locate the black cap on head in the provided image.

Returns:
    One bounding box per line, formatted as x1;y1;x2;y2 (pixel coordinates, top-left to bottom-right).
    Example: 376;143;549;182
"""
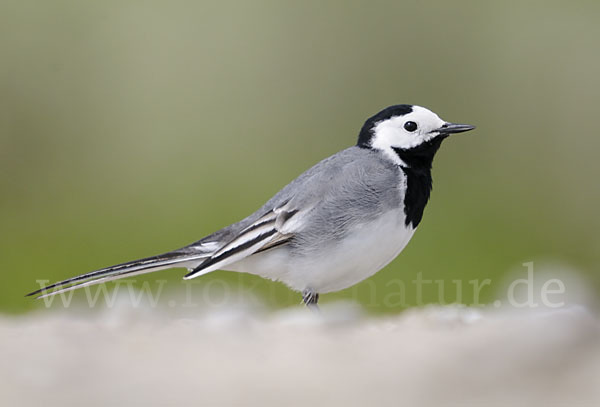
357;105;413;148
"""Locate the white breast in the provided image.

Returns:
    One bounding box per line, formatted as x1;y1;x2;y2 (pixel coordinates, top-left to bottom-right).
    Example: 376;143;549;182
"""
228;209;415;294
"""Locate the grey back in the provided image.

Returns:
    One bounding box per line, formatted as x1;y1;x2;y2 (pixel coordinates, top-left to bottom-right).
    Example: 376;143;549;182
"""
188;146;402;250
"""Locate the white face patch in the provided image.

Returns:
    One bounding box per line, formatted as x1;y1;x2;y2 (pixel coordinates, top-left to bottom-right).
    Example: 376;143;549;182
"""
370;106;446;166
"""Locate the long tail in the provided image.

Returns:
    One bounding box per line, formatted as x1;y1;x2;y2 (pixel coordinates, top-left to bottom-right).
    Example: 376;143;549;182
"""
26;249;212;299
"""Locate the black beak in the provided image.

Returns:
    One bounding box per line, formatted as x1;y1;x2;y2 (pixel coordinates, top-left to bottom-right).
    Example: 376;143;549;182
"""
436;122;476;135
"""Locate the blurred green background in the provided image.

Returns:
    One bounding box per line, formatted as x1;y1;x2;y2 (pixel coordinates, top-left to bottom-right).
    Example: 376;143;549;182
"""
1;0;599;314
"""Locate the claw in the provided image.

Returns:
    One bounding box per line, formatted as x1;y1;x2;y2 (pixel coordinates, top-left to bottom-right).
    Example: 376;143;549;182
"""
302;288;320;313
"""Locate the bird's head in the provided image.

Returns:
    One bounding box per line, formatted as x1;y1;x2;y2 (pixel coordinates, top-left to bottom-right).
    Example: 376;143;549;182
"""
357;105;475;169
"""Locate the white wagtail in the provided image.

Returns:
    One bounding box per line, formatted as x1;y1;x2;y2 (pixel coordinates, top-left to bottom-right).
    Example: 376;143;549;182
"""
28;105;475;308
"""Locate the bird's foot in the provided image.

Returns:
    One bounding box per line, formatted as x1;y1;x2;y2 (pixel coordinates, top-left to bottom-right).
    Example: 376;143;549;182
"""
302;288;320;313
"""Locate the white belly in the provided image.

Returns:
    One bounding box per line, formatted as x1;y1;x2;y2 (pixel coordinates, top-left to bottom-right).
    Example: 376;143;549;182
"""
228;210;415;293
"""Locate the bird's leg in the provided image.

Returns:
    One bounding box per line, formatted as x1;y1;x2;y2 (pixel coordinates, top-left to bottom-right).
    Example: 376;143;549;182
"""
302;289;319;305
302;288;320;313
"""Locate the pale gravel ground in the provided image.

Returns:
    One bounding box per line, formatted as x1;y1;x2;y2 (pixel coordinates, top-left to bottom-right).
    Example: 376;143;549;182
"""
2;303;599;407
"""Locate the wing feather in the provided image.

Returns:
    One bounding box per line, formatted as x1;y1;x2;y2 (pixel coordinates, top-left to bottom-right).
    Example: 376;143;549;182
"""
184;206;301;279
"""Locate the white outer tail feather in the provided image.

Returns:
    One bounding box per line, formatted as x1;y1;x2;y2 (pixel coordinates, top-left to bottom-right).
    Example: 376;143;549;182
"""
31;252;212;299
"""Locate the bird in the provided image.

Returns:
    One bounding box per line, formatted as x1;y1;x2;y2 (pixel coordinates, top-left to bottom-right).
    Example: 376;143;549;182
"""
27;104;475;309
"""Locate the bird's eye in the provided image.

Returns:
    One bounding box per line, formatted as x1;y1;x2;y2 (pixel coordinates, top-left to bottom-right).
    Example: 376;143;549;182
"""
404;121;418;132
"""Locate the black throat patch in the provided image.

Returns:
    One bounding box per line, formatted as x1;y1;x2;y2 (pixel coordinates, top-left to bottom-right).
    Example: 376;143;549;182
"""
392;137;445;228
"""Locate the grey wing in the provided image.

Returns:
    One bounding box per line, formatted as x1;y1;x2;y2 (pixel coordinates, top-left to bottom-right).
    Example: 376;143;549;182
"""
184;147;402;278
183;200;303;278
27;149;347;299
287;148;403;250
28;147;399;297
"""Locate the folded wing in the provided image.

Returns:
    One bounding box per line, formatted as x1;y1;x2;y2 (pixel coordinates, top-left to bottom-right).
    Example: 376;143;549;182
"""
184;202;302;279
